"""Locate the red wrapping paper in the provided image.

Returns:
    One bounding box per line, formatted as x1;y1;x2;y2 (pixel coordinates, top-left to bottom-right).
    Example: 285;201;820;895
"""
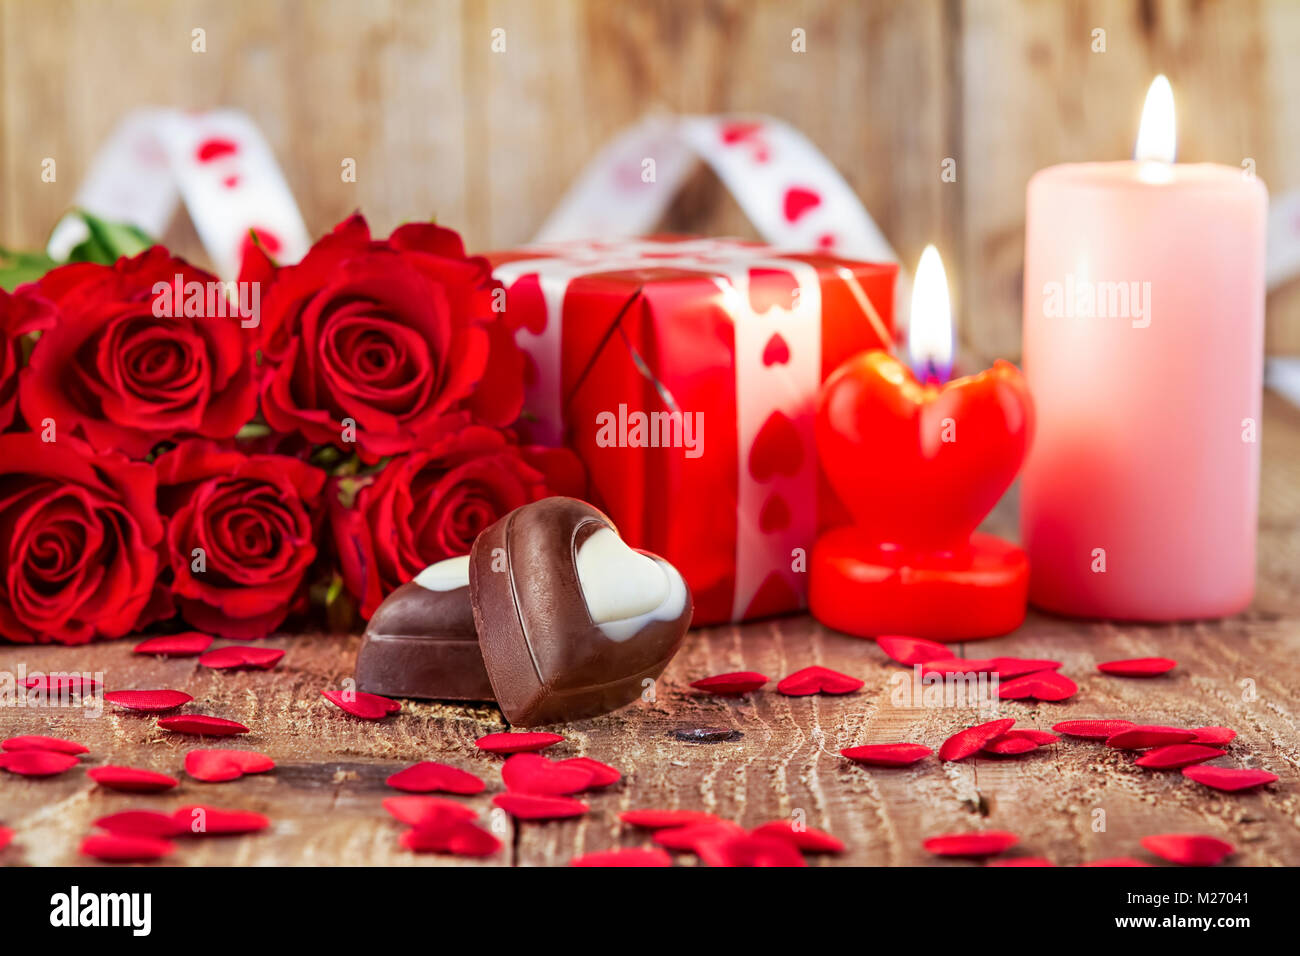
489;238;895;625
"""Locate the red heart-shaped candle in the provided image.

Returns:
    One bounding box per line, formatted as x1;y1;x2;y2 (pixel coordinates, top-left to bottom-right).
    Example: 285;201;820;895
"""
817;351;1033;552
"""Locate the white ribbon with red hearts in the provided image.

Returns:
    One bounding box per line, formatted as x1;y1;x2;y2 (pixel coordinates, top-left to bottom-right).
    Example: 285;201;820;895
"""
47;108;310;279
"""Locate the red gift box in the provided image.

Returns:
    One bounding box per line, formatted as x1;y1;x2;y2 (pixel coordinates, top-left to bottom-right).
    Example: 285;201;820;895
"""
489;238;896;625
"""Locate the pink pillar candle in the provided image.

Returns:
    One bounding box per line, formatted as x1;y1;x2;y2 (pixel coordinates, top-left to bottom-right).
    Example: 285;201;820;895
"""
1021;86;1267;621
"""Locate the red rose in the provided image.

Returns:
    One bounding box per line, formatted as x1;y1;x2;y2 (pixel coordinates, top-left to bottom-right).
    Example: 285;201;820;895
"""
0;433;163;644
0;286;54;430
245;215;524;461
19;248;258;457
332;419;549;618
154;440;326;639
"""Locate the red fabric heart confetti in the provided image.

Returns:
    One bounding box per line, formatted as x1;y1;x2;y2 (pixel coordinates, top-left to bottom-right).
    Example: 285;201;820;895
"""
1140;833;1235;866
982;737;1040;756
995;729;1060;746
104;689;194;712
620;809;720;830
184;749;275;782
990;657;1063;679
1081;857;1153;867
1134;744;1226;770
492;793;588;820
689;671;769;695
998;670;1077;701
93;811;187;838
387;761;486;795
939;718;1016;761
382;796;478;827
558;757;621;789
80;833;175;862
1097;657;1177;677
920;658;997;675
1052;719;1136;740
0;750;80;776
2;735;88;755
158;715;249;736
570;848;673;867
923;830;1020;858
699;833;806;867
134;632;214;656
502;754;594;795
22;674;101;692
1190;726;1237;746
172;805;271;836
475;732;564;754
775;666;863;697
1105;726;1198;750
400;821;501;857
321;689;400;720
988;857;1056;867
1182;765;1278;792
199;645;285;670
750;820;844;853
0;826;12;851
876;635;952;665
653;821;747;851
840;743;933;767
88;766;180;793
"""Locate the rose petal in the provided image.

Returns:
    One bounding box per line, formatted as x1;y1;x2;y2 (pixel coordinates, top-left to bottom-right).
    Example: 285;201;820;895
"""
474;732;563;754
386;761;486;795
81;833;175;862
1140;833;1235;866
875;635;951;665
938;718;1016;761
103;689;194;713
2;735;88;755
840;743;933;767
184;749;275;782
87;766;179;793
492;793;588;820
172;805;271;836
0;750;80;777
923;831;1020;858
775;666;863;697
619;809;720;830
157;715;249;737
689;671;769;695
199;645;285;670
134;632;214;656
321;689;400;720
1052;719;1136;740
1181;766;1278;792
570;848;673;867
1097;657;1177;677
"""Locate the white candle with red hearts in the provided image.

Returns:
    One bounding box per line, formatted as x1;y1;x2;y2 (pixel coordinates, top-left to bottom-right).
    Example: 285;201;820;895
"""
809;247;1035;641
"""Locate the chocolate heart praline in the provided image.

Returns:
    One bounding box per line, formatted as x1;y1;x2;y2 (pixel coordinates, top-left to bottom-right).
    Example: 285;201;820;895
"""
469;497;692;726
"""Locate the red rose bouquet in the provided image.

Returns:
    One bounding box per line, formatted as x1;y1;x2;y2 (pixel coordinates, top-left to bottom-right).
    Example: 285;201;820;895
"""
0;213;580;644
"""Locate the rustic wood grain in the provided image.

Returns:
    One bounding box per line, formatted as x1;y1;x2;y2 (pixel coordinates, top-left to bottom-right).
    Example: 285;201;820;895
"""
1;392;1297;867
2;0;1295;357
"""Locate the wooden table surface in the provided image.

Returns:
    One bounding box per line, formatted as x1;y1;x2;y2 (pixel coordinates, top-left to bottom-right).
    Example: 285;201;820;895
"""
2;393;1298;867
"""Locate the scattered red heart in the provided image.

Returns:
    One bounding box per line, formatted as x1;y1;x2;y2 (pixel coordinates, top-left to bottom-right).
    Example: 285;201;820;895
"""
492;793;588;820
103;689;194;712
475;732;564;754
1140;833;1235;866
93;811;187;838
2;735;88;755
0;826;11;851
321;689;400;720
1097;657;1177;677
1104;726;1198;750
185;749;275;782
938;718;1016;761
400;821;500;857
1051;719;1135;740
172;805;271;836
87;766;180;793
1190;726;1237;746
199;645;285;670
775;665;863;696
570;848;672;867
653;820;746;851
620;809;720;829
1181;765;1278;792
998;670;1077;701
501;754;595;795
1134;744;1226;770
689;671;769;695
0;750;80;777
840;743;932;767
387;761;485;795
983;736;1039;756
989;657;1063;678
382;796;478;827
80;833;175;862
923;830;1020;858
133;632;214;656
698;833;806;867
750;819;844;853
557;757;621;788
875;635;951;665
158;715;249;737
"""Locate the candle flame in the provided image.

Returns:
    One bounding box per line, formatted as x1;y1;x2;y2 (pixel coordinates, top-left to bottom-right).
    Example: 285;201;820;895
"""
908;244;953;384
1134;74;1176;164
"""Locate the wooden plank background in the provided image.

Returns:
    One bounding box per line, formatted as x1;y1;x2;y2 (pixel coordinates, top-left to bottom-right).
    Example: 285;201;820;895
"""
1;0;1298;358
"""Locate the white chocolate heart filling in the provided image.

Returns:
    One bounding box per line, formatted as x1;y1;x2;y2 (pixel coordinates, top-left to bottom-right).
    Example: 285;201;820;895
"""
413;555;470;592
575;526;687;641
